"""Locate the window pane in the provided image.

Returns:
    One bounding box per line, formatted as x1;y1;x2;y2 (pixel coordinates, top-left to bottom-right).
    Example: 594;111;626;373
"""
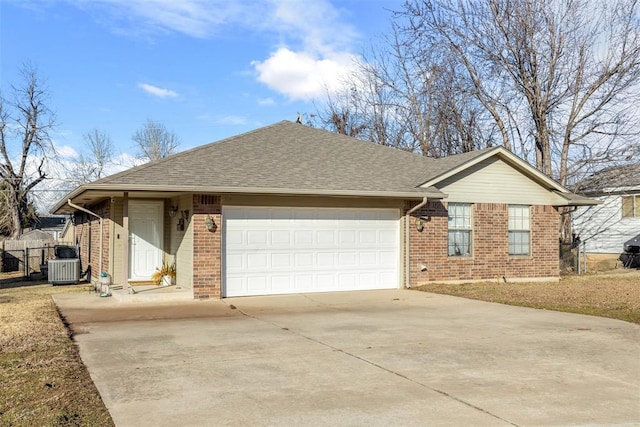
622;196;633;218
448;230;471;256
448;203;472;256
448;203;471;229
509;231;530;255
508;205;530;230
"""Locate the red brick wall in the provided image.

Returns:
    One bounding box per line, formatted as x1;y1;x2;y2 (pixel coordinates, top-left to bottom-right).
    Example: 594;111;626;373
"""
408;201;559;285
74;200;111;282
192;195;222;299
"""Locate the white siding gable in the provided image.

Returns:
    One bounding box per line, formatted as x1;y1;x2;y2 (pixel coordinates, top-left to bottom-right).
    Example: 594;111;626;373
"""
573;194;640;253
427;157;566;205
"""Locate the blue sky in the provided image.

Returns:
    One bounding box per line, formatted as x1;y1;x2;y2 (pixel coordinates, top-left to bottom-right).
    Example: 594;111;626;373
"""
1;0;401;165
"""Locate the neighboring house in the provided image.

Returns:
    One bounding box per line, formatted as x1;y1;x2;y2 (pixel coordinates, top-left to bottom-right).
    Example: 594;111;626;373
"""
21;215;68;241
50;121;595;299
573;164;640;254
19;229;55;241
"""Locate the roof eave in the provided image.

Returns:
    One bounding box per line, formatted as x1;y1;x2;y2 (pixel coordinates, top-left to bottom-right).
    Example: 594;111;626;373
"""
51;184;446;214
552;191;601;207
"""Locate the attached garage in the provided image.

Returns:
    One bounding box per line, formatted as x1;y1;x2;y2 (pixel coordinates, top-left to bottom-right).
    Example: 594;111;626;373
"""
223;206;400;297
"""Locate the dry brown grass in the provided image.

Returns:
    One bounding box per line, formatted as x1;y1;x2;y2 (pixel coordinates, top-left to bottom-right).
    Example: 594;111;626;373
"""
415;269;640;324
0;281;113;426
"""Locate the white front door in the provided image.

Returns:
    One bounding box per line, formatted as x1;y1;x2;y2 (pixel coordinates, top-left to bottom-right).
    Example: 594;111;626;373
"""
129;200;163;280
223;207;400;297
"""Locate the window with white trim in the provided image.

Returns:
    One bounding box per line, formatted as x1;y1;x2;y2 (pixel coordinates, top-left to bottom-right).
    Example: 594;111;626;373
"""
448;203;472;256
622;195;640;218
508;205;530;255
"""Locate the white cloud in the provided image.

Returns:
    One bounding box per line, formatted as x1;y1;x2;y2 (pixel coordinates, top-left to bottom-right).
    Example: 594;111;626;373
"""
54;144;78;159
249;1;361;101
257;97;276;106
218;115;247;125
80;0;248;39
138;83;179;98
72;0;363;101
252;48;356;100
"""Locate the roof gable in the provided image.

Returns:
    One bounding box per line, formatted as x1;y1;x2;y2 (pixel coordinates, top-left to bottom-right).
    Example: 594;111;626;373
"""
420;147;597;206
433;156;567;205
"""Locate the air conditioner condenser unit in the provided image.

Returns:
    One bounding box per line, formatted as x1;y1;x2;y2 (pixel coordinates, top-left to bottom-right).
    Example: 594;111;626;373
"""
48;259;81;285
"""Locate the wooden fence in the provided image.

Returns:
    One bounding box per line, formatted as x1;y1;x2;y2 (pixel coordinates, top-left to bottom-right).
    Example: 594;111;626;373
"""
1;239;56;277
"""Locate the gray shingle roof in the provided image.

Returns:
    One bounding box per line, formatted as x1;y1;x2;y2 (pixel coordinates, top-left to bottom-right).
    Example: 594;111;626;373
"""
92;121;446;194
52;121;592;214
576;163;640;194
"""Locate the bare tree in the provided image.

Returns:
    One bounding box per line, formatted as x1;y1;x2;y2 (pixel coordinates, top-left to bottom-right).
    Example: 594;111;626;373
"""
0;64;55;238
398;0;640;185
316;22;494;157
132;119;180;161
68;129;116;185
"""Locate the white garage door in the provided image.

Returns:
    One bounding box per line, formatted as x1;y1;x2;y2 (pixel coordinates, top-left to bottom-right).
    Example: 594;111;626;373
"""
223;207;400;297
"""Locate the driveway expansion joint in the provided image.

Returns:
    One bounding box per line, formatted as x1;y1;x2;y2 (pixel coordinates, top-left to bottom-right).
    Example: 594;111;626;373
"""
235;306;520;427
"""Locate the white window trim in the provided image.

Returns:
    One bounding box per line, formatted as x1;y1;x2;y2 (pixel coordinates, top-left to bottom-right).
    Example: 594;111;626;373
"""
448;203;472;257
508;205;531;256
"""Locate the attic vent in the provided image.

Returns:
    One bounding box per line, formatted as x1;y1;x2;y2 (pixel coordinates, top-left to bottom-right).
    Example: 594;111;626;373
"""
200;195;220;205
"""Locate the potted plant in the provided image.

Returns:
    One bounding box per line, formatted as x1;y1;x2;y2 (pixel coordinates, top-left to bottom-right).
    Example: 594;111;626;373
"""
152;260;176;286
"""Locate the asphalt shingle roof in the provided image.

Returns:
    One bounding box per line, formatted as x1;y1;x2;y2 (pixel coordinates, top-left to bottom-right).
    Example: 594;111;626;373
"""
577;163;640;194
93;120;456;194
55;121;592;213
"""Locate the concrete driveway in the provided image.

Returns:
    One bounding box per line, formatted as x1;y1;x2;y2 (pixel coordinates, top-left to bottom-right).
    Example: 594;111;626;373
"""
54;290;640;427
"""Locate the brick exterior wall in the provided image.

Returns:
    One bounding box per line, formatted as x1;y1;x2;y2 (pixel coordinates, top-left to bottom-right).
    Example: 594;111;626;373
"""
408;201;560;285
192;195;222;299
74;200;111;283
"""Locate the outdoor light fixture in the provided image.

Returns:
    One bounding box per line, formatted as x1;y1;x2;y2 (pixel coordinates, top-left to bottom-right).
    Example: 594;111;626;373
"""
176;210;189;232
205;215;217;232
415;217;424;232
169;205;178;217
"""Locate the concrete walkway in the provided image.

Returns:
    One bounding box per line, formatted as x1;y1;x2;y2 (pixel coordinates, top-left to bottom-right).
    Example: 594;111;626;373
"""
54;290;640;426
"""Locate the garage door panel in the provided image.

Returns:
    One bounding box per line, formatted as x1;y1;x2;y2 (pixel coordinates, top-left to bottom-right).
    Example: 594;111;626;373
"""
379;251;398;266
247;276;267;292
294;230;313;245
247;253;267;268
227;229;244;245
226;253;244;269
271;230;291;245
317;230;335;244
294;252;314;267
359;252;377;265
339;230;356;244
271;275;292;291
317;252;335;266
271;253;291;268
223;207;399;297
338;252;357;266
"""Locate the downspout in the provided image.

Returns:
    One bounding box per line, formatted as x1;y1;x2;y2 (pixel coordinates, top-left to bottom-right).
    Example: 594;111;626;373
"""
405;197;428;289
67;199;103;282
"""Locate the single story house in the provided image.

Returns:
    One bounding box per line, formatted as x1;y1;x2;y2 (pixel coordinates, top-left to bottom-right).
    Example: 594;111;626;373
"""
50;121;595;299
573;163;640;254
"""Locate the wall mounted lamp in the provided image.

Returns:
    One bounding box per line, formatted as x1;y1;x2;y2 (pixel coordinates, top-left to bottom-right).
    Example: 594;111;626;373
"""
415;215;431;232
205;215;217;232
169;205;179;217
